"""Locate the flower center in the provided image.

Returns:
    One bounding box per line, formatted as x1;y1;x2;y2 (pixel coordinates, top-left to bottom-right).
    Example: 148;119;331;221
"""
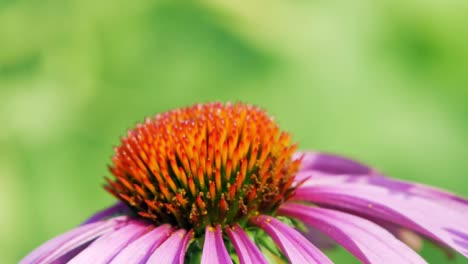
105;102;301;234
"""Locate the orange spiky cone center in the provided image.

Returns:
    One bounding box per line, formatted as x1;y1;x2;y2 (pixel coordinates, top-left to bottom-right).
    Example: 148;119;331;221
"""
105;102;301;234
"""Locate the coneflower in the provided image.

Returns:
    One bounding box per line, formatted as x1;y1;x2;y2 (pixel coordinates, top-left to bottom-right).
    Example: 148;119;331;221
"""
22;102;468;263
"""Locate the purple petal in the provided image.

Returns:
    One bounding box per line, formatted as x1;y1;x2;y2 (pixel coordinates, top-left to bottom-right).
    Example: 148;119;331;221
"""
110;224;173;264
280;203;427;263
82;202;131;225
293;176;468;257
201;225;232;264
20;216;127;264
68;220;149;263
146;229;193;264
295;151;374;175
251;215;333;264
226;224;267;264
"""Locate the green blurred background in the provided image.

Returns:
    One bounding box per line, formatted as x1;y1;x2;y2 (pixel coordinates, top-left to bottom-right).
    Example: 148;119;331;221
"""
1;0;467;263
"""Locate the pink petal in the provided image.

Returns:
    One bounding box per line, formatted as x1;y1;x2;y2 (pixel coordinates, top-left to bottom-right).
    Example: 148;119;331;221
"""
302;172;468;207
251;215;333;264
110;224;173;264
177;229;193;264
201;225;232;264
68;220;149;263
280;203;427;264
296;151;468;207
294;176;468;257
225;224;267;264
20;216;127;264
294;151;374;176
146;229;193;264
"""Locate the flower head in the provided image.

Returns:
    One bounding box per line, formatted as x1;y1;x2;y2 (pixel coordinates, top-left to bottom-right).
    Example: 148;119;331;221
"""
22;102;468;264
105;102;300;234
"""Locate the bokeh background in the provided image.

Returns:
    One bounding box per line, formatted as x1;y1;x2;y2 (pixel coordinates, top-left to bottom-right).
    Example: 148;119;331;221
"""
1;0;467;263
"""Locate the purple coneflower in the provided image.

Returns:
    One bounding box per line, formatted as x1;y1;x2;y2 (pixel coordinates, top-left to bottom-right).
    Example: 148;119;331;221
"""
22;102;468;263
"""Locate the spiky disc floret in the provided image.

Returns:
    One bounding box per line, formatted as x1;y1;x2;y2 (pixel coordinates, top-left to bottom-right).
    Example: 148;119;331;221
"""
105;102;301;234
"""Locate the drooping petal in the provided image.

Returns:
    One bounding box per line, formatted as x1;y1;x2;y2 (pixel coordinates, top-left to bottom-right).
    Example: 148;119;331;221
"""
280;203;427;263
293;176;468;257
201;225;232;264
226;224;267;264
251;215;333;264
294;151;374;175
82;202;131;225
20;216;127;264
68;220;149;263
146;229;192;264
296;151;468;207
110;224;173;264
301;172;468;207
